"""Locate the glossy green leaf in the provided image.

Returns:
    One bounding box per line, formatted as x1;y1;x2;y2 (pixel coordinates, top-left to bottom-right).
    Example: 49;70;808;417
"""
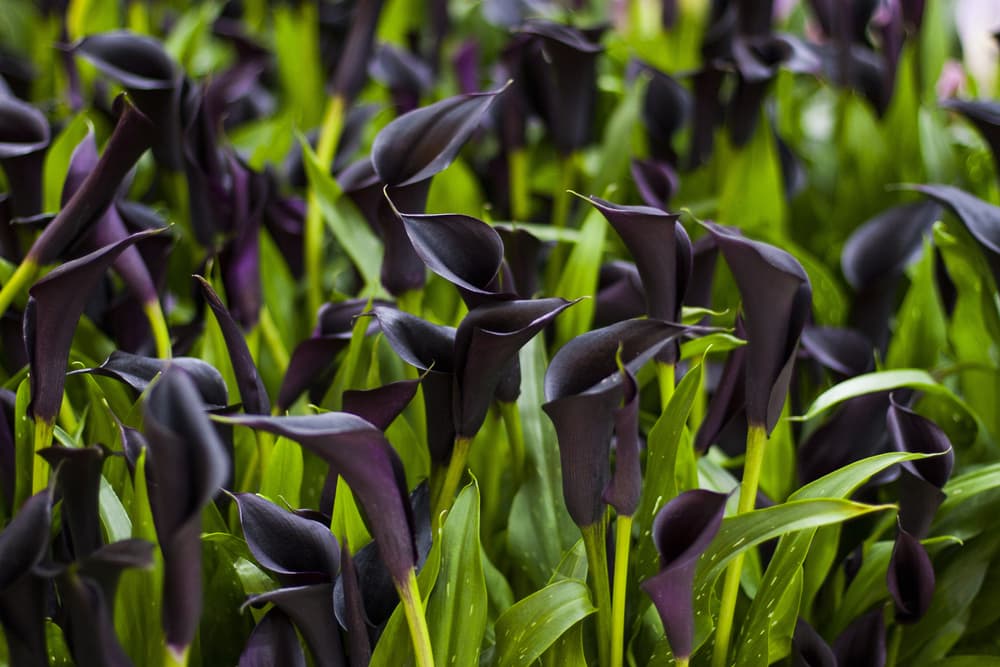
495;579;596;667
259;436;303;509
553;203;607;347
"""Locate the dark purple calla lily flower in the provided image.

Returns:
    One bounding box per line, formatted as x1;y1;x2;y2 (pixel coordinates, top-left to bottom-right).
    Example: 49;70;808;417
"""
602;369;641;516
635;62;690;164
593;261;646;328
0;94;50;219
38;445;109;559
800;325;875;378
338;545;371;667
214;412;417;584
631;158;679;212
641;489;728;661
342;380;420;431
26;229;163;428
518;21;603;155
797;392;890;484
887;394;953;537
584;196;692;362
495;225;544;299
330;0;386;105
370;44;434;115
238;609;307;667
278;298;387;411
705;223;811;434
454;297;576;437
245;585;345;667
887;525;935;624
195;276;270;414
791;618;837;667
0;488;53;667
143;366;230;656
833;608;886;667
71;350;228;407
695;318;749;455
841;200;941;351
339;159;430;296
372;85;506;187
74;31;184;169
544;318;688;527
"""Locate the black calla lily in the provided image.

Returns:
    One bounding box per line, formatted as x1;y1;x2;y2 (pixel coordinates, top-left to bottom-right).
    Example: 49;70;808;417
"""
790;618;837;667
0;94;50;218
143;366;230;658
641;489;728;662
544;318;688;527
245;585;345;667
631;158;679;211
238;609;307;667
71;350;228;407
887;525;935;624
593;261;646;327
74;31;184;169
832;609;886;667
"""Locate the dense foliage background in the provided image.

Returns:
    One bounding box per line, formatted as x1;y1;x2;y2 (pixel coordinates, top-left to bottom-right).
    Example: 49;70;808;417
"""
0;0;999;665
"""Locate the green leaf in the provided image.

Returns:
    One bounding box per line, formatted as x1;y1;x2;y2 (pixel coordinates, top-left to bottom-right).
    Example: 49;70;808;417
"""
679;332;746;361
886;238;949;369
495;579;596;667
934;461;1000;540
425;482;488;666
42;113;93;213
427;158;484;217
507;337;579;587
553;203;607;347
718;123;786;237
273;3;324;127
13;377;32;510
691;499;893;653
793;369;972;422
259;436;303;509
98;475;132;543
299;136;385;292
66;0;119;40
331;477;372;553
587;77;645;196
191;537;254;667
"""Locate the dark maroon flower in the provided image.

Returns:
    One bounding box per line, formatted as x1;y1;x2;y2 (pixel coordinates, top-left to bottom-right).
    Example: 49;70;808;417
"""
887;525;935;624
641;489;728;661
238;609;307;667
0;94;50;218
832;609;886;667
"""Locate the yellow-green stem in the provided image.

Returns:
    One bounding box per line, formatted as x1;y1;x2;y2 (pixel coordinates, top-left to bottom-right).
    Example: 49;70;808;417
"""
656;362;675;412
582;518;613;667
59;394;78;436
543;154;576;291
711;424;768;667
127;0;151;33
508;148;530;221
144;300;172;359
305;95;347;316
164;644;189;667
676;657;690;667
499;400;525;484
258;306;290;370
611;513;634;667
397;568;435;667
32;418;54;494
433;435;472;522
0;258;39;321
256;431;275;479
886;622;902;667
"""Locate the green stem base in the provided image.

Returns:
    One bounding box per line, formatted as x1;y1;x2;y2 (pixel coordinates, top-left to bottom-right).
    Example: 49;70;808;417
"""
397;568;435;667
611;514;633;667
583;518;613;667
433;435;472;522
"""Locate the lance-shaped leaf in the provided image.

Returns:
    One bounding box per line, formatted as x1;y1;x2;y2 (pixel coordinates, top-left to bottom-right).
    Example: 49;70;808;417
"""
594;261;646;327
519;21;603;155
26;95;155;266
887;394;954;488
641;489;728;661
278;299;384;411
143;366;230;653
71;350;228;407
371;306;457;463
584;195;692;361
63;131;160;308
455;298;576;437
790;618;836;667
246;584;345;667
832;609;886;667
371;85;506;187
887;525;935;624
941;99;1000;179
74;31;184;169
238;609;307;667
705;223;811;433
196;276;270;414
214;412;416;583
38;445;109;559
392;202;507;298
26;228;163;424
234;493;340;585
631;158;678;211
544;318;688;526
339;159;430;295
910;184;1000;288
602;369;641;516
0;94;50;217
